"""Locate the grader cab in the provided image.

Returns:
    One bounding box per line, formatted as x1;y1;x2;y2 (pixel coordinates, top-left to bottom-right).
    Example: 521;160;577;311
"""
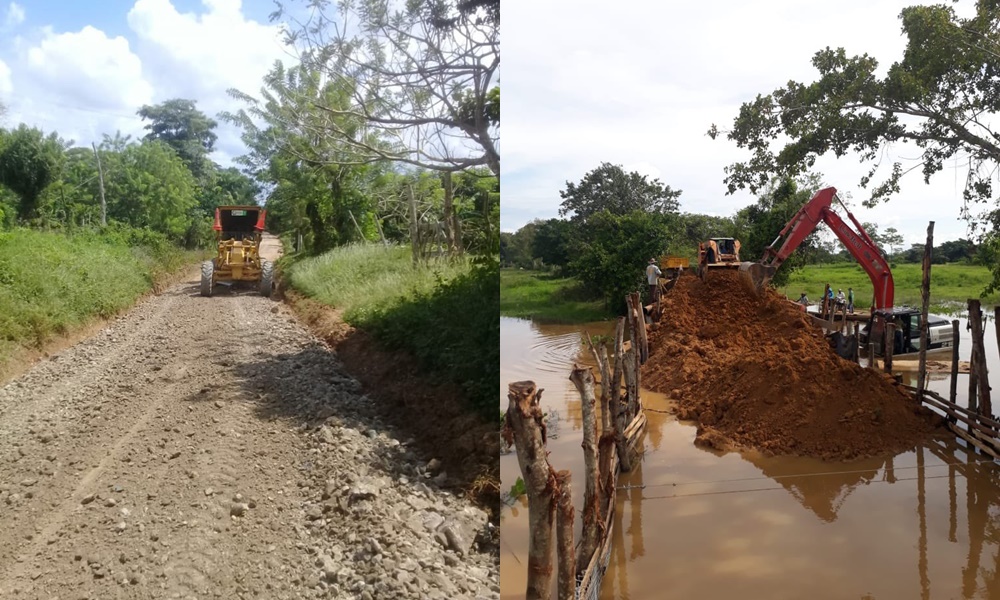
200;206;273;297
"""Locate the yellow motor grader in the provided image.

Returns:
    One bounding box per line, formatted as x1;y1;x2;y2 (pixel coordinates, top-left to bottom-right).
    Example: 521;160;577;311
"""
200;205;273;297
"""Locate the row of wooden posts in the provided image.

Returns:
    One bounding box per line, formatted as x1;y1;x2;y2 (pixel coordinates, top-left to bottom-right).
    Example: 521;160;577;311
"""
502;292;650;600
864;223;998;458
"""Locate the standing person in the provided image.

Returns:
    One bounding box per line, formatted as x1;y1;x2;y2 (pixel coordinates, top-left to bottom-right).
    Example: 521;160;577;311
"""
797;292;810;306
847;287;855;314
646;258;662;303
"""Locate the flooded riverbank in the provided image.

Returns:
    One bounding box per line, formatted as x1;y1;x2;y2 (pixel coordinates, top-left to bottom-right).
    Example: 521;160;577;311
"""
501;313;1000;599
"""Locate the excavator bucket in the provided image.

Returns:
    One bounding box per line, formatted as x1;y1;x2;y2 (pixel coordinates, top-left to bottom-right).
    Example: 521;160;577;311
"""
738;262;777;296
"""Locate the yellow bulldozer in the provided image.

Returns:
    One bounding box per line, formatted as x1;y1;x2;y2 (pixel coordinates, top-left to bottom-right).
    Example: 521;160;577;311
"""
698;237;741;281
200;205;273;297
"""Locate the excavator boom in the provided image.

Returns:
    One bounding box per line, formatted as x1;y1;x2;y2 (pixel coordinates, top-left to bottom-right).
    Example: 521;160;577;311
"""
738;187;894;309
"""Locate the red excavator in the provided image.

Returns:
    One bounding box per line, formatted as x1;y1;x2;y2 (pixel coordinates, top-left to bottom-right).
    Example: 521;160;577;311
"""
738;186;954;357
738;187;891;305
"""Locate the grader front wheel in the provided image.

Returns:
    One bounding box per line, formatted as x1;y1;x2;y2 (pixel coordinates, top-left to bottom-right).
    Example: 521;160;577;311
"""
259;260;273;297
200;260;214;297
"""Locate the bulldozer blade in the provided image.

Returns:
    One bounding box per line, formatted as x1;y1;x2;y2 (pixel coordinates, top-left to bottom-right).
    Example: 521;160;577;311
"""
738;262;776;296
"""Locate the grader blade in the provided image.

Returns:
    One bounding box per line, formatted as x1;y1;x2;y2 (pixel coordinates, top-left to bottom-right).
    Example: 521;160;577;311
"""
738;262;777;296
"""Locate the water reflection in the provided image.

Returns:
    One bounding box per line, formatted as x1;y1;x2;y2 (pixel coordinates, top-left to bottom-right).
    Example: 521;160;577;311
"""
500;315;1000;600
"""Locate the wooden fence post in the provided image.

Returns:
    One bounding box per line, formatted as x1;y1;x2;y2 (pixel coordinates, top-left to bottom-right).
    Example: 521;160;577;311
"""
968;300;992;418
950;320;960;413
917;222;934;400
569;366;601;568
502;381;556;600
610;319;631;473
554;471;575;600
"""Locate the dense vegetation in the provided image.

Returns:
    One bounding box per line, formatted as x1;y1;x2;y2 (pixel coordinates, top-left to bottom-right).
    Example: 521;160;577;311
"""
0;227;197;367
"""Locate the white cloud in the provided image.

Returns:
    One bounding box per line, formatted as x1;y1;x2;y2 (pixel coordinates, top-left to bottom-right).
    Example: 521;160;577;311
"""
26;26;152;109
3;2;24;29
0;58;11;96
0;1;290;165
125;0;289;159
502;0;976;244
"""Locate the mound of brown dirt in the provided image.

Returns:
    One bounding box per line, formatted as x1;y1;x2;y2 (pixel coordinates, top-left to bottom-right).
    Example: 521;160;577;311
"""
643;270;945;460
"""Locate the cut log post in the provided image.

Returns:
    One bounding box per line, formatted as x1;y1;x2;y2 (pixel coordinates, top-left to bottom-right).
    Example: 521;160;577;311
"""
622;349;638;424
585;333;611;435
950;320;960;413
917;222;934;400
569;366;601;568
969;341;979;416
598;345;612;434
968;300;992;418
610;319;631;473
554;470;575;600
869;341;877;370
884;322;895;373
637;294;649;365
996;306;1000;367
502;381;556;600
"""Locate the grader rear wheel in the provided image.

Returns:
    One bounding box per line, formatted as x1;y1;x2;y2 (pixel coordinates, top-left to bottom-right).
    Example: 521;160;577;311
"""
200;260;214;297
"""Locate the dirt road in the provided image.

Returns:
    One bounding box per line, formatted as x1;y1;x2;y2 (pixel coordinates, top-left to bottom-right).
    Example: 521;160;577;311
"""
0;250;497;599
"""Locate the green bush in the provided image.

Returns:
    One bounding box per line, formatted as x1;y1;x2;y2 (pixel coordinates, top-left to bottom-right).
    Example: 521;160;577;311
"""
0;227;196;367
362;260;499;418
288;244;498;418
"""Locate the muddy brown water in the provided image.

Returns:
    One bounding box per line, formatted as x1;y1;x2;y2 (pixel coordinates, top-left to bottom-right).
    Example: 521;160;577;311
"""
501;314;1000;600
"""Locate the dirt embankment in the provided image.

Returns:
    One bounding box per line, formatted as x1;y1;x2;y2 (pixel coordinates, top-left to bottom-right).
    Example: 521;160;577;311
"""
0;258;498;598
642;270;946;460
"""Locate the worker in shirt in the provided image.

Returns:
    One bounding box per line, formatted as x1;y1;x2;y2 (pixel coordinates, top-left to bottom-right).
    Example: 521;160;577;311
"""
646;258;662;303
847;287;855;313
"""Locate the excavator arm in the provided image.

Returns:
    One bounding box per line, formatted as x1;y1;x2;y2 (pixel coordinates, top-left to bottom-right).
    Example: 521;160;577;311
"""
739;187;894;310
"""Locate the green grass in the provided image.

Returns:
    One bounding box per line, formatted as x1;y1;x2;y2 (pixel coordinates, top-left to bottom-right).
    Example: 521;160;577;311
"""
0;227;198;366
778;262;999;313
287;244;470;323
500;269;613;323
288;244;497;418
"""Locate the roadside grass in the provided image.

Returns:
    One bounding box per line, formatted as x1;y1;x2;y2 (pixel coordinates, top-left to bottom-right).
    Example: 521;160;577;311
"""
286;244;469;322
500;268;613;323
287;244;497;418
0;227;198;367
778;262;999;313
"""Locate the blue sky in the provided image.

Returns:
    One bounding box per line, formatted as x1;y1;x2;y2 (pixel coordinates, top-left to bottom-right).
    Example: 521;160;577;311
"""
0;0;292;166
502;0;982;246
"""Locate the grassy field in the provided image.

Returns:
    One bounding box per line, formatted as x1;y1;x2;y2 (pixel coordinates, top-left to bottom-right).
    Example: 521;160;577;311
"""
500;268;614;323
0;227;199;368
778;262;998;312
287;244;497;417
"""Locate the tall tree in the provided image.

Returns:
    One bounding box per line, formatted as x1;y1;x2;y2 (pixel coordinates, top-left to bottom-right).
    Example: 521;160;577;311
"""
270;0;499;175
224;62;377;253
559;162;681;221
0;125;64;221
882;227;904;260
101;140;198;241
137;99;218;181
